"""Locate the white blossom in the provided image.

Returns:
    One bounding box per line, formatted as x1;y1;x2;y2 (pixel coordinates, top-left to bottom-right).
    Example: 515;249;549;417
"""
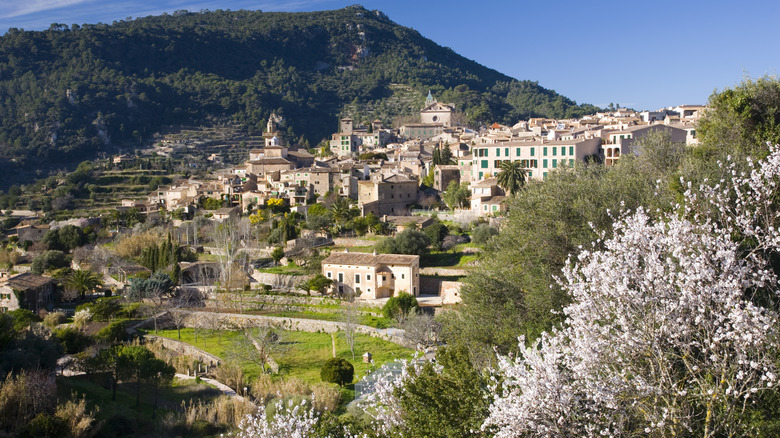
237;398;317;438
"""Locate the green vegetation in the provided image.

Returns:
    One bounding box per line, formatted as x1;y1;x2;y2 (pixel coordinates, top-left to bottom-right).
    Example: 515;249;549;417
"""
375;228;431;255
148;327;413;383
320;358;354;386
382;292;419;320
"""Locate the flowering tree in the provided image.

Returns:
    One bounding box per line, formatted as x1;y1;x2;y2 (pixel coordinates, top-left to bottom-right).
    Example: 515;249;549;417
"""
237;399;317;438
483;147;780;437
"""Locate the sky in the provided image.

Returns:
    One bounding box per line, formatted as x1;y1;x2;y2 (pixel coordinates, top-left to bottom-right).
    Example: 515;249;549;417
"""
0;0;778;111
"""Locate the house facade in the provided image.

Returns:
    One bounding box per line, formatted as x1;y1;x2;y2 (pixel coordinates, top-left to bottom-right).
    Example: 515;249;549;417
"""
358;174;419;216
322;251;420;299
0;273;56;313
471;138;601;182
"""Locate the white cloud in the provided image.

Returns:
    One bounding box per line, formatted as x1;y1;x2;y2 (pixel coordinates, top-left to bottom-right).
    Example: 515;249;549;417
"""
0;0;92;19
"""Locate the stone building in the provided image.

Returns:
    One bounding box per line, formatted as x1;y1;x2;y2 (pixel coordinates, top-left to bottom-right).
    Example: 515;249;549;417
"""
358;173;419;216
433;164;460;191
0;273;55;313
322;251;420;299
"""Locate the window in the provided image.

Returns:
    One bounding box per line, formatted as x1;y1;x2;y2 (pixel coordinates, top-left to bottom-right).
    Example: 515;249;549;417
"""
401;274;405;279
496;148;500;157
528;171;532;178
481;160;488;169
569;159;574;166
552;159;558;168
516;148;521;156
569;146;574;155
505;147;509;157
543;159;548;168
338;273;343;282
367;274;371;281
382;275;387;282
530;147;535;157
479;172;483;180
552;147;557;156
326;271;332;279
494;160;501;168
355;274;361;284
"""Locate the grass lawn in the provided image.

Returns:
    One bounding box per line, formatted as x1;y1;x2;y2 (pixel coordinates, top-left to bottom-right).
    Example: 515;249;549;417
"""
255;265;312;276
57;374;222;428
262;310;391;329
421;250;478;268
148;327;413;384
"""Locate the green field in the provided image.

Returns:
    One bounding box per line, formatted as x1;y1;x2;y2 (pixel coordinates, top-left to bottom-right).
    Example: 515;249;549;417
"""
57;374;222;433
147;327;413;383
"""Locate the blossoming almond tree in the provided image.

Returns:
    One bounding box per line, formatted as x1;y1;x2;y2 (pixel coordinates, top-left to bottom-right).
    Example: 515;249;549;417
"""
237;398;317;438
483;146;780;437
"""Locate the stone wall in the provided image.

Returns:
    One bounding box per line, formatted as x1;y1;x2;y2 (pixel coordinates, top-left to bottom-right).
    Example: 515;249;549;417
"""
420;277;463;304
332;237;378;247
420;267;469;276
249;272;313;291
144;335;222;367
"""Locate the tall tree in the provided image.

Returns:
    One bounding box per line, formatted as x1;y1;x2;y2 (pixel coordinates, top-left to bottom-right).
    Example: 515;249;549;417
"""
496;160;526;196
64;269;102;300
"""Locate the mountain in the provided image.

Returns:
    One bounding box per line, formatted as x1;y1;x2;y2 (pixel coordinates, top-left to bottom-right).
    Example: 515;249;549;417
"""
0;5;599;188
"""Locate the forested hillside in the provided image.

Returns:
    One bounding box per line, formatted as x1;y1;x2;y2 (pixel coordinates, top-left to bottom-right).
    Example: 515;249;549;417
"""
0;5;598;188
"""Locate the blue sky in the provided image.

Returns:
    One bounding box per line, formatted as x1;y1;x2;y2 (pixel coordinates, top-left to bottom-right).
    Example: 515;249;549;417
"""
1;0;778;111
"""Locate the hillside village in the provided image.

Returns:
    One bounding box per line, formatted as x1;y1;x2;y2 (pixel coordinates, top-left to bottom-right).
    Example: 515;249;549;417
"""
0;92;705;313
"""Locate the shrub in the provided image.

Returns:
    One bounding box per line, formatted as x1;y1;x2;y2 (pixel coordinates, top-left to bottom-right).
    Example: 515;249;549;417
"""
471;223;498;245
88;297;123;321
55;328;93;354
42;312;67;328
30;250;70;274
382;292;419;321
423;222;449;251
95;321;129;344
72;309;92;328
312;382;342;412
320;358;354;386
54;395;98;437
9;309;41;330
18;413;68;438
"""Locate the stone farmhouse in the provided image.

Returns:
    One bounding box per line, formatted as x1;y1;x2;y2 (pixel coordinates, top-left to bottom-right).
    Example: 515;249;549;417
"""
322;251;420;299
0;273;56;313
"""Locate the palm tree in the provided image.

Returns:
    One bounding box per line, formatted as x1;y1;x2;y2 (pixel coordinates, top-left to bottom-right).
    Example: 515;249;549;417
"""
330;198;351;225
496;161;526;196
65;269;103;300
